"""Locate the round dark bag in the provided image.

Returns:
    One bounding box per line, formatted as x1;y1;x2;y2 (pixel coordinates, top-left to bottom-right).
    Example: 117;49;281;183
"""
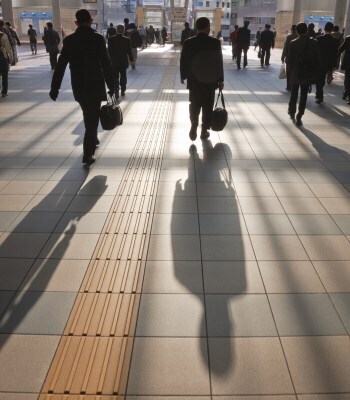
211;89;228;131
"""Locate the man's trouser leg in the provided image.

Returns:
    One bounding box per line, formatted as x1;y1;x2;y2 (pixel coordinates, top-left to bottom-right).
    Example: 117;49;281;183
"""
114;66;121;97
1;61;9;94
286;62;291;89
131;48;137;68
243;48;248;67
265;48;271;65
316;73;326;101
298;84;309;116
288;84;299;116
201;87;216;131
261;49;265;66
120;68;127;93
236;47;242;67
49;51;58;69
79;100;102;157
344;67;350;99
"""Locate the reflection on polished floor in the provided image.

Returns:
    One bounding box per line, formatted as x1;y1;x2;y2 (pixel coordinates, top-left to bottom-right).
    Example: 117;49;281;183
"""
0;43;350;400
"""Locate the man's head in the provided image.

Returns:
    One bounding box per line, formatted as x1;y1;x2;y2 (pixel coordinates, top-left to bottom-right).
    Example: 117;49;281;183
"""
0;20;5;28
29;24;33;28
129;23;136;30
195;17;210;33
324;22;334;33
244;20;250;27
291;24;297;33
184;22;189;28
333;25;339;32
116;24;124;34
308;23;315;30
234;24;238;30
265;24;270;29
109;23;113;27
46;22;53;29
296;22;307;35
75;9;92;26
5;22;12;28
124;18;129;24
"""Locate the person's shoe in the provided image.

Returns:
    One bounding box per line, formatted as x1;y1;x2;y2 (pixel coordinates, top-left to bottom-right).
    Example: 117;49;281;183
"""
347;100;350;105
32;51;34;55
189;125;197;141
1;93;8;98
315;98;323;104
121;91;125;96
95;138;100;147
288;111;295;120
237;66;241;70
342;92;348;100
200;129;210;140
265;63;270;66
296;115;303;126
82;155;96;165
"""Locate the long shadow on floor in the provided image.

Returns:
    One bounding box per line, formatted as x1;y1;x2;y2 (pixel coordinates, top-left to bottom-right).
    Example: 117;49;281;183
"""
172;140;245;377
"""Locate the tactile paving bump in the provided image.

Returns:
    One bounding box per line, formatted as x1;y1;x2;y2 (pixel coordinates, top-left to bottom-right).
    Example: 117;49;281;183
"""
42;337;133;395
39;394;123;400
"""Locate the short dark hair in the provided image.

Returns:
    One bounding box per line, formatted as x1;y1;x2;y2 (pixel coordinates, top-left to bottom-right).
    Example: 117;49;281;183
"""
29;24;33;28
333;25;339;32
296;22;307;35
184;22;189;28
291;24;297;31
308;23;315;29
129;23;136;29
265;24;270;29
75;9;92;24
324;22;334;32
195;17;210;31
5;21;11;27
109;23;113;27
124;18;129;23
244;20;250;27
234;25;238;29
46;22;53;29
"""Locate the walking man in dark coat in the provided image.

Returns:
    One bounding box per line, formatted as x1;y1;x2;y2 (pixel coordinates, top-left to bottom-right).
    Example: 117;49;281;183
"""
259;23;274;67
42;22;60;70
180;17;224;141
236;20;250;69
315;22;338;104
49;9;114;165
338;34;350;104
181;22;193;45
287;22;320;126
108;24;133;98
281;24;298;90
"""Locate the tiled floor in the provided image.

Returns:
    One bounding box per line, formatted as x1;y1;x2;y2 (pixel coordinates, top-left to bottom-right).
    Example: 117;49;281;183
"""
0;43;350;399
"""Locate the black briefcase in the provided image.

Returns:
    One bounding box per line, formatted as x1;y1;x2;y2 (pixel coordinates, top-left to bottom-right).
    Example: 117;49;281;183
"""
211;89;228;132
100;95;123;130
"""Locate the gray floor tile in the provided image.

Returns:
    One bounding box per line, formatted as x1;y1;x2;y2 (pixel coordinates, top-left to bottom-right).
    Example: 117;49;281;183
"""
0;292;15;318
155;196;198;213
0;259;34;290
259;261;324;293
329;293;350;333
212;397;296;400
136;294;205;336
206;294;277;337
308;183;350;198
271;182;315;197
143;261;203;293
201;235;255;261
0;232;50;258
148;235;201;260
203;261;264;294
0;291;76;334
19;259;89;292
151;213;199;234
251;235;308;261
39;233;100;259
234;182;276;197
319;197;350;214
265;170;303;183
0;394;39;400
9;211;63;233
314;261;350;292
199;214;247;234
54;211;108;233
298;396;350;400
281;336;350;393
127;338;210;395
67;195;114;213
0;212;19;231
198;197;240;213
0;334;60;392
0;181;45;195
299;235;350;260
23;194;74;212
332;214;350;234
269;294;346;336
289;214;342;235
0;195;33;212
238;196;284;214
279;197;327;214
209;338;294;395
244;214;295;234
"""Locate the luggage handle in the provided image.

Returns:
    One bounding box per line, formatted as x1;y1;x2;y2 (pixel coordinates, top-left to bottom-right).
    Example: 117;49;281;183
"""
214;89;225;109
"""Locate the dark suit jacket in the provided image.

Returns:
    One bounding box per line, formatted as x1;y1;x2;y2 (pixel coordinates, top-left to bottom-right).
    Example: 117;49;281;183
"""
316;33;338;72
108;34;133;69
259;29;275;50
43;28;60;52
51;26;114;103
288;34;320;85
180;32;223;89
281;32;298;62
339;35;350;70
236;26;250;49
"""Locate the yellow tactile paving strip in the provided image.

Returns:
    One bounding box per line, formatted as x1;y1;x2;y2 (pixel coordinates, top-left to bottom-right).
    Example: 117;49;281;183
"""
39;54;178;398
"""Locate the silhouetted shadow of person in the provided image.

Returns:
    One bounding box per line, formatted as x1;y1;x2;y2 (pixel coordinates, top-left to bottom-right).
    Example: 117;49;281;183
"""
172;140;246;378
0;175;108;346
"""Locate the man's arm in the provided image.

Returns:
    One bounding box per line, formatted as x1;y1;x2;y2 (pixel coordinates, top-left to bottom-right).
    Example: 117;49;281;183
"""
180;40;189;83
127;39;134;62
271;31;275;49
98;35;114;93
50;44;68;100
216;40;224;89
1;34;13;63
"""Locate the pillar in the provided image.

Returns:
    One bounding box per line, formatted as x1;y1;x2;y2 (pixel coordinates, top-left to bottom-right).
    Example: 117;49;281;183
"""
52;0;62;30
345;0;350;35
292;0;302;25
1;0;14;23
334;0;348;28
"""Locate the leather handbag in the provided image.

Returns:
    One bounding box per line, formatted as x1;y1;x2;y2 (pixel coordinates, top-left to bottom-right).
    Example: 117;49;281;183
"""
100;95;123;130
211;89;228;132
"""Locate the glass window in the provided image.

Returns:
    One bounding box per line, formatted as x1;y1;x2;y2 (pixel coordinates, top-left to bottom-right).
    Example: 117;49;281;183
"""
227;2;230;7
216;1;219;6
206;1;210;6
